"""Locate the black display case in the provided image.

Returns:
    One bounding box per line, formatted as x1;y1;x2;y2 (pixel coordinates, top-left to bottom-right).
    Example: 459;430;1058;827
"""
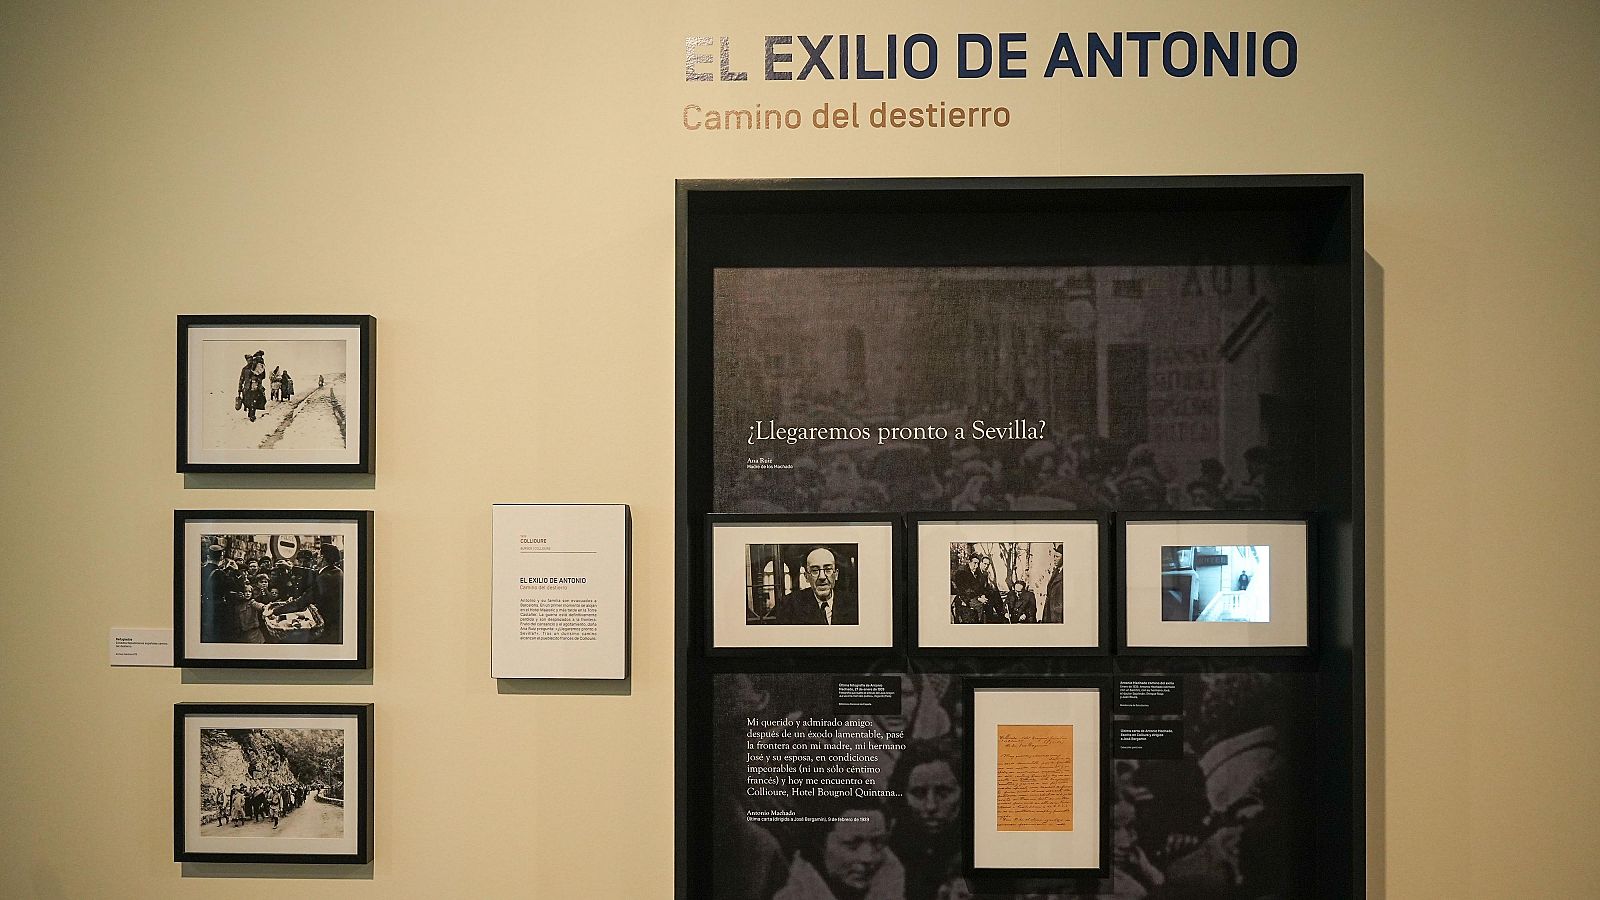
677;175;1364;899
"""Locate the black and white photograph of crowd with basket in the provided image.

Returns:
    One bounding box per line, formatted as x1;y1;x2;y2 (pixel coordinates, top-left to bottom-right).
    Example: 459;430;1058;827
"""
174;510;371;668
177;315;375;473
199;532;346;645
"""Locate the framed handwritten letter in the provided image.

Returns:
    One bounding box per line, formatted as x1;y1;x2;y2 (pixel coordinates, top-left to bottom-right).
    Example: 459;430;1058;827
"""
964;676;1111;880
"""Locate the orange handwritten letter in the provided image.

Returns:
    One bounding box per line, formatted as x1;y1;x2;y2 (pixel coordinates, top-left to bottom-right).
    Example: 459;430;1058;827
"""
996;724;1074;832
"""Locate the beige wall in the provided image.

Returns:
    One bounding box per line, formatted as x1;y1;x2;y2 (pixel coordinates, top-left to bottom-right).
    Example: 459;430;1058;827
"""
2;2;1596;897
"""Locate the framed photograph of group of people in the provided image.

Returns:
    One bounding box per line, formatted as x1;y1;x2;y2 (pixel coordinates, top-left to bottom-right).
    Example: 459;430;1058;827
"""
911;512;1107;656
173;510;373;669
706;511;1314;655
174;703;373;864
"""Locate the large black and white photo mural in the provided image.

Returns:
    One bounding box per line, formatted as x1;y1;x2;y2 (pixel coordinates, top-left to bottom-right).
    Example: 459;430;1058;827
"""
714;266;1314;516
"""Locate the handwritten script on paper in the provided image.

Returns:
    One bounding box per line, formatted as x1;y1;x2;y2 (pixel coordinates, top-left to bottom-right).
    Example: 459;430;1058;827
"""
996;724;1074;832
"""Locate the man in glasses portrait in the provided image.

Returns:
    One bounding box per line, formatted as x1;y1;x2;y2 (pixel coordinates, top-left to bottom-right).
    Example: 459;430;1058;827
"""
774;546;858;626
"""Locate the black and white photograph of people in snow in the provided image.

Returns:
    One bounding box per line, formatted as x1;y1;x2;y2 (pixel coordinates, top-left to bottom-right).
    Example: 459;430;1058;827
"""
714;266;1315;515
948;541;1063;625
200;533;345;645
200;728;345;838
201;338;347;450
714;671;1310;900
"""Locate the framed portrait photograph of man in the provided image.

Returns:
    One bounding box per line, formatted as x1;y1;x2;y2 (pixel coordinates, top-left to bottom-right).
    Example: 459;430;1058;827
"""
174;703;373;864
1117;511;1315;655
173;510;372;669
177;315;375;473
705;514;900;654
908;512;1108;655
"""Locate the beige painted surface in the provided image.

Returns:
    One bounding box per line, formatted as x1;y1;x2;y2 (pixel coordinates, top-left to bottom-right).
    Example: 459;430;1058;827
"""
1;2;1596;897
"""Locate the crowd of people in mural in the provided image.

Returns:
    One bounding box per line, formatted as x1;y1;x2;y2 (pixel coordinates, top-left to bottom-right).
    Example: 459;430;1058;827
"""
721;398;1292;517
717;672;1305;900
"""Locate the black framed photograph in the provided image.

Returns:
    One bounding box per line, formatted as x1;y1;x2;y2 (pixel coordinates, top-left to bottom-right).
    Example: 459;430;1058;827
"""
706;513;900;653
177;315;375;473
174;510;372;669
908;512;1108;654
1118;511;1315;654
963;676;1111;880
174;703;373;865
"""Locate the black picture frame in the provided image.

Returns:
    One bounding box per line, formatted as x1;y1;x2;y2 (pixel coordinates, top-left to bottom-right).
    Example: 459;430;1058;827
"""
1115;510;1317;656
173;702;374;865
907;511;1111;656
173;509;373;669
961;675;1113;882
176;314;376;474
703;512;903;656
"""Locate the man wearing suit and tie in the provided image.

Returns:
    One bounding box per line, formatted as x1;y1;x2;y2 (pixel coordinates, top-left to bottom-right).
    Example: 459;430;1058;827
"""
775;547;858;625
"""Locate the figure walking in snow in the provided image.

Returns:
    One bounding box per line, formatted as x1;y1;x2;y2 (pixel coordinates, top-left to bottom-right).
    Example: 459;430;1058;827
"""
237;351;268;422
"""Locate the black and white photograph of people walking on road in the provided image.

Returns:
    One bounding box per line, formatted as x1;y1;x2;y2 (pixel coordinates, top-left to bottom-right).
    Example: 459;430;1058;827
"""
200;723;344;839
200;533;346;645
178;705;369;863
202;338;348;450
199;728;345;839
949;541;1062;624
746;544;860;625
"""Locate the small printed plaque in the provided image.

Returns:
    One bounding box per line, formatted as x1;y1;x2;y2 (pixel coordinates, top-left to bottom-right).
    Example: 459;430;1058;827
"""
110;627;174;666
1116;678;1184;716
1114;723;1184;759
491;504;630;679
833;677;901;714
